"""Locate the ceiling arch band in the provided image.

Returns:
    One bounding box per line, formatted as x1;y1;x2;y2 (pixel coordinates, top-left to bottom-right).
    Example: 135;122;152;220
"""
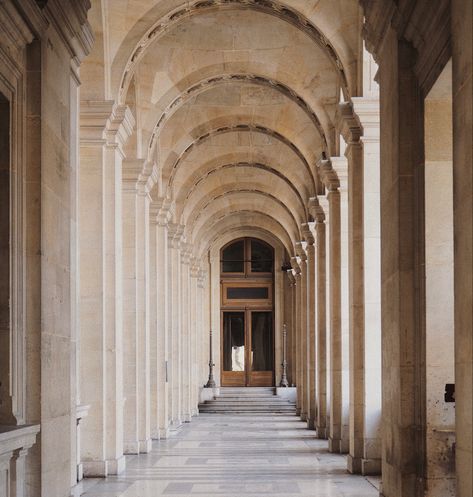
147;73;328;158
118;0;350;103
166;124;317;194
179;162;308;217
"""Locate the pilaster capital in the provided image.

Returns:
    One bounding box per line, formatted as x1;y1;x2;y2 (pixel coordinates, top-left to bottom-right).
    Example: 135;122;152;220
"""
318;159;340;192
301;222;316;245
318;196;329;222
290;256;301;275
295;242;307;262
336;102;363;144
152;198;174;227
122;159;157;195
80;101;135;151
287;270;296;285
330;156;348;190
168;223;185;249
181;242;193;264
309;196;325;223
351;97;380;143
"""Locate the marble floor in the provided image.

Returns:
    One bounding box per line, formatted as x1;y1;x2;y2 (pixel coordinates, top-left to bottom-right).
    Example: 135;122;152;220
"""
78;414;380;497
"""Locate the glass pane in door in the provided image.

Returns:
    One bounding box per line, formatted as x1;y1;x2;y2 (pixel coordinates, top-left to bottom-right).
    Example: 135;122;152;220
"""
223;312;245;372
251;312;274;371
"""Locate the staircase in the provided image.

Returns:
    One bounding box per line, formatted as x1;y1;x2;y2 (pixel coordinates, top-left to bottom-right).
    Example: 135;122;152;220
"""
198;387;297;415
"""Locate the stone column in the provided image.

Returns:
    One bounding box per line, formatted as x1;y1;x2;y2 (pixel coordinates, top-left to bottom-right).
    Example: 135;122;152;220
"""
155;202;172;438
122;159;152;454
376;34;424;496
302;224;317;430
338;99;382;475
320;160;343;453
331;156;350;453
190;262;199;416
452;3;473;495
180;242;192;422
79;102;134;475
295;243;309;421
309;198;327;439
168;224;184;428
290;261;302;415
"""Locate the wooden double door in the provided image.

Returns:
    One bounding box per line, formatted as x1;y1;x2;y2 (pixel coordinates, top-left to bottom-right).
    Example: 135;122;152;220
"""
221;309;274;387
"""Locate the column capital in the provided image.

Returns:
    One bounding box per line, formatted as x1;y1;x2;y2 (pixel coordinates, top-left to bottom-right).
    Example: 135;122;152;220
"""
80;101;135;150
318;196;330;225
290;256;302;275
181;242;193;264
330;156;348;190
301;223;316;245
168;223;185;249
352;97;380;143
158;199;174;227
319;159;340;192
309;196;326;223
295;241;307;262
123;159;157;194
336;102;362;144
287;270;296;285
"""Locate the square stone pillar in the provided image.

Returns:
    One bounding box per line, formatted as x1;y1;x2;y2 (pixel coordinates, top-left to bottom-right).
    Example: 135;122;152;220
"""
376;33;425;495
168;224;184;428
331;157;350;454
122;160;153;455
155;202;173;438
338;98;382;475
79;102;134;475
320;161;343;453
309;198;327;439
302;225;316;430
290;262;302;415
180;243;192;422
452;2;473;495
295;243;309;421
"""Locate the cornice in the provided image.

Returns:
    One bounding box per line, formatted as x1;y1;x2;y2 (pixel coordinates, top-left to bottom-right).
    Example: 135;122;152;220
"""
43;0;93;61
0;1;36;55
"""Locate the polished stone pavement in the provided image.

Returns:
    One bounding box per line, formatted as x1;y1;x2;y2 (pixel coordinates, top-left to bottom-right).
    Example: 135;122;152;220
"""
78;414;380;497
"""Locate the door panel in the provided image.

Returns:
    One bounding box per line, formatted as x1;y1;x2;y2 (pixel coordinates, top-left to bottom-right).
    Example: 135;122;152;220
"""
221;310;274;387
248;311;274;386
221;311;246;386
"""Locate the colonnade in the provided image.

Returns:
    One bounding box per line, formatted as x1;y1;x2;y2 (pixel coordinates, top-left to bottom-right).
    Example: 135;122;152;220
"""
0;2;472;497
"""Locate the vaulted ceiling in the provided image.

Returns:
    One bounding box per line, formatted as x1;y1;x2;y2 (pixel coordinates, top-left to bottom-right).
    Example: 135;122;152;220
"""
84;0;362;259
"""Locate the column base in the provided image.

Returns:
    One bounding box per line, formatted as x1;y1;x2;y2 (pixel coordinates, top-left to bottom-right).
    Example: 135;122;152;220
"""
316;425;327;439
82;455;126;477
307;418;316;430
182;413;192;423
347;455;381;475
169;420;182;434
361;457;381;476
139;438;152;454
300;411;308;422
124;441;140;455
328;437;341;453
159;427;170;439
296;407;301;416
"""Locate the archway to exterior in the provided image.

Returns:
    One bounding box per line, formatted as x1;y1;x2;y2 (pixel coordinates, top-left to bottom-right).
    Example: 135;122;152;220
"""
220;237;275;387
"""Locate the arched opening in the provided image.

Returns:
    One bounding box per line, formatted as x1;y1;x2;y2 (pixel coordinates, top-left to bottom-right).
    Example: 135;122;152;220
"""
220;238;275;387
